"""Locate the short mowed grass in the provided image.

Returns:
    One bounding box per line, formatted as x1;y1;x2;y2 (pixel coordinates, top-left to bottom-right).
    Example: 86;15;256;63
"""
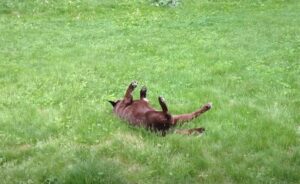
1;0;299;183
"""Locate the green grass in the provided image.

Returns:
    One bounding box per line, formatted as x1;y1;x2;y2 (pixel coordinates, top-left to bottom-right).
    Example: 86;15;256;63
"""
1;0;299;183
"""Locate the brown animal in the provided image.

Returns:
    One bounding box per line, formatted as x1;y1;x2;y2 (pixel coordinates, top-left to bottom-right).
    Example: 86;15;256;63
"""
109;81;212;136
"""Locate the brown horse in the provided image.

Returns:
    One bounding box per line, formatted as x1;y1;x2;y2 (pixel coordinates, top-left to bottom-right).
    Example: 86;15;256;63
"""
109;81;212;136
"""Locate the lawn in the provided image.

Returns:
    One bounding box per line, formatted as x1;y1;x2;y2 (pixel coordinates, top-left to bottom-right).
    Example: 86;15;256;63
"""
0;0;299;183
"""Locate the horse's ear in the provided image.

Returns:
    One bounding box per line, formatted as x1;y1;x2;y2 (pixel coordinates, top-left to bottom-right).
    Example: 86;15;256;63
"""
108;100;117;107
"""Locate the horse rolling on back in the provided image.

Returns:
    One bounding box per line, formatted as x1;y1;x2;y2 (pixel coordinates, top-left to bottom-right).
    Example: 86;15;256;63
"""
109;81;212;136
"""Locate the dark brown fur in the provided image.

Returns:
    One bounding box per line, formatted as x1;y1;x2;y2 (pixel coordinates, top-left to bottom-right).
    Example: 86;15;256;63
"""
109;81;212;136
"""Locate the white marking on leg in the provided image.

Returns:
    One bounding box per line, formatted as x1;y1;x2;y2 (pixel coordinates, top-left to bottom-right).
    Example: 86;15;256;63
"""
142;98;149;102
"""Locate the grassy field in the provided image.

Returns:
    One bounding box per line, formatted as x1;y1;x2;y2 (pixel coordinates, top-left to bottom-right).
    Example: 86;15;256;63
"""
1;0;299;183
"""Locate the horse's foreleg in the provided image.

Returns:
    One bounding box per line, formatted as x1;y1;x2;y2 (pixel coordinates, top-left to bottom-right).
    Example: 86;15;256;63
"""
123;81;137;105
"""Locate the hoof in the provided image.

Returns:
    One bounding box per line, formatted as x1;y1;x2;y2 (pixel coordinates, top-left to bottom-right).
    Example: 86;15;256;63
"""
141;86;147;92
194;127;205;133
130;81;138;88
204;102;212;110
159;96;165;103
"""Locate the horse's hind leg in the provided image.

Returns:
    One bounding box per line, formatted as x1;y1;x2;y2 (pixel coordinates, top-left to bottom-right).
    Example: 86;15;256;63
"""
158;96;168;112
175;127;205;135
124;81;137;105
172;103;212;125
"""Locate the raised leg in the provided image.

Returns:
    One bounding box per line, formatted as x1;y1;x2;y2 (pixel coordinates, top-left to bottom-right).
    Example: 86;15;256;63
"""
124;81;137;105
140;86;147;99
158;96;168;112
172;102;212;125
